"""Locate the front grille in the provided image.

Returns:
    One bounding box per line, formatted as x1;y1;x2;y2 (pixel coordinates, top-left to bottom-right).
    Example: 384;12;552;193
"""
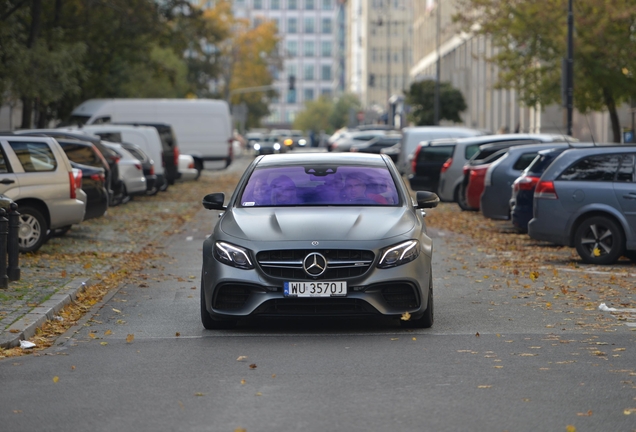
213;284;253;310
257;249;375;280
254;298;377;316
380;283;420;309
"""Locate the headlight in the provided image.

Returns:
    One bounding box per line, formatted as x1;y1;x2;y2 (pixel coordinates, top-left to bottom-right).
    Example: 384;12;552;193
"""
273;143;281;150
254;143;261;151
214;241;254;269
284;138;293;146
377;240;420;268
298;139;307;145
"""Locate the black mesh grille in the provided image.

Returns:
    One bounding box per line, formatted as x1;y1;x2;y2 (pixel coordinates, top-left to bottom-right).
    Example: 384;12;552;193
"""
380;284;420;309
255;298;377;316
256;249;375;280
213;284;253;310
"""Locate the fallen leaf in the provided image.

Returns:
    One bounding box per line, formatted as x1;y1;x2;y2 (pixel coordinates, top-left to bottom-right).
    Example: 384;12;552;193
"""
88;333;96;339
104;330;112;336
71;366;75;370
255;392;262;396
566;425;576;432
61;270;67;278
624;408;636;415
195;392;204;396
9;329;19;334
126;334;134;343
249;364;257;369
478;385;492;388
241;379;246;385
272;374;276;378
577;410;593;416
175;332;181;337
475;332;480;337
237;356;247;361
234;429;247;432
53;376;59;383
529;271;539;281
390;338;399;341
83;263;92;269
400;312;411;321
100;342;108;346
412;337;417;341
112;308;121;314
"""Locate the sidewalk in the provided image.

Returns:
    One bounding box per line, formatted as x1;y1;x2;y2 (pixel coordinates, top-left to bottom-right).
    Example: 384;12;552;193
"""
0;162;247;349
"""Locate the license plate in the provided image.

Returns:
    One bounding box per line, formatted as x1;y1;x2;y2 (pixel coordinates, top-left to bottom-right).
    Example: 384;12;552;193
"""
284;281;347;297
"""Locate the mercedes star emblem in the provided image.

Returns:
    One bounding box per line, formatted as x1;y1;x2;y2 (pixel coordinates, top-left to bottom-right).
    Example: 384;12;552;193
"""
303;252;327;277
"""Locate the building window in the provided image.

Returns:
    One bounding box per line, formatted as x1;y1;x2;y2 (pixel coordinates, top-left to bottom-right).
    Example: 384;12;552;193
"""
287;17;297;34
305;0;315;9
321;65;332;81
304;64;315;80
254;0;262;9
304;41;315;57
271;0;281;9
321;88;333;98
304;88;315;102
304;17;315;34
322;0;332;9
286;40;298;57
288;0;298;9
321;41;332;57
287;89;297;104
321;18;332;34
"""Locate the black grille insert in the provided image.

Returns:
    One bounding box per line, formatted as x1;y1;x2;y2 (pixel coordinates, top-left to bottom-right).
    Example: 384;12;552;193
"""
213;284;254;310
380;283;420;309
255;298;377;316
257;249;375;280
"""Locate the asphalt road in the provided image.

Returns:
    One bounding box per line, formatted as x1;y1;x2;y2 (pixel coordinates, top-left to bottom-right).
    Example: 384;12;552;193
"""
1;153;635;432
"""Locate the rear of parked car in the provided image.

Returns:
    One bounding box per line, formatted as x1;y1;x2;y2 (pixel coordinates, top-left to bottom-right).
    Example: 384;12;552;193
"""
0;135;86;252
408;140;456;192
528;145;636;264
481;143;570;220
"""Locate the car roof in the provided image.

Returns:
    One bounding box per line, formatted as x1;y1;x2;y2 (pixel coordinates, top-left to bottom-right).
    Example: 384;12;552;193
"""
256;152;390;167
457;133;571;146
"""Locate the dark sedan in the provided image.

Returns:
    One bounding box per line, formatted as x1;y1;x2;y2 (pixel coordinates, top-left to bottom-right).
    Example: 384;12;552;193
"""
69;162;108;221
200;153;439;329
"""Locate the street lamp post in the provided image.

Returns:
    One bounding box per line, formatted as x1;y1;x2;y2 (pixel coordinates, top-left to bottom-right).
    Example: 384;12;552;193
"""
566;0;574;136
434;0;441;125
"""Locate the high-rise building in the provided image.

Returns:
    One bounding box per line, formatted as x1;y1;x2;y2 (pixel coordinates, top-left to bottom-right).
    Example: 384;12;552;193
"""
196;0;342;127
346;0;413;117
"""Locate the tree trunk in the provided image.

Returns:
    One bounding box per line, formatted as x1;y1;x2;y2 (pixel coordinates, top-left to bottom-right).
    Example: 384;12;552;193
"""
27;0;42;48
603;87;621;143
21;97;32;129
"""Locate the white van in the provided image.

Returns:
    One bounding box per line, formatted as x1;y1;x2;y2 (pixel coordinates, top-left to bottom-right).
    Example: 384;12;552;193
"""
395;126;485;175
73;125;167;190
68;99;234;170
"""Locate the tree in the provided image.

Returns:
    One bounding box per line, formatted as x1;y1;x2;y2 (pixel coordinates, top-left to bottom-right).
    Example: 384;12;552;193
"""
404;80;467;126
293;97;334;133
454;0;636;142
329;93;362;131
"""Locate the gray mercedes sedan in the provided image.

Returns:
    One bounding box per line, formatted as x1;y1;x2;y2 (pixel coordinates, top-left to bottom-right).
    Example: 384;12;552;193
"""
200;153;439;329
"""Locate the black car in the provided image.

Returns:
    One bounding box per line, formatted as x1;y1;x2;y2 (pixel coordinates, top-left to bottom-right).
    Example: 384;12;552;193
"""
408;139;456;192
121;142;158;196
69;162;108;221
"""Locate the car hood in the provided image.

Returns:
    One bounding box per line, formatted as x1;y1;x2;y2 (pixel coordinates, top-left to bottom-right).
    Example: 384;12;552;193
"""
220;207;416;241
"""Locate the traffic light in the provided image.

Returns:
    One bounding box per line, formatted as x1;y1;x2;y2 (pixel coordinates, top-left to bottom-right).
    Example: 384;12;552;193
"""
369;73;375;87
288;75;296;91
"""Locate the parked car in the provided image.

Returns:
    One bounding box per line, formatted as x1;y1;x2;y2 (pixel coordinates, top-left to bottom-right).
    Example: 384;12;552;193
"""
350;134;402;155
101;142;147;202
528;145;636;264
121;142;158;196
253;136;282;155
328;130;388;152
68;162;108;222
480;143;572;220
0;135;86;252
200;152;439;329
395;126;485;176
178;154;199;181
457;135;572;210
290;130;308;147
436;134;572;203
245;132;264;151
408;139;457;192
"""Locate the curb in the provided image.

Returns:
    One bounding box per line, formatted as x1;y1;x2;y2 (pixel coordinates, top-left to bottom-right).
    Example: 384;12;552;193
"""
0;277;93;349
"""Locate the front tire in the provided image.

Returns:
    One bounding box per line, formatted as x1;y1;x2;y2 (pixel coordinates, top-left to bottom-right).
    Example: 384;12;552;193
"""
574;216;624;265
200;282;236;329
17;206;48;253
401;274;434;329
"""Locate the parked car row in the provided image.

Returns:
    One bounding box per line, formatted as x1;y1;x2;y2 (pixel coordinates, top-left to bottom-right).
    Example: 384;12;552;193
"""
420;135;636;264
0;127;200;253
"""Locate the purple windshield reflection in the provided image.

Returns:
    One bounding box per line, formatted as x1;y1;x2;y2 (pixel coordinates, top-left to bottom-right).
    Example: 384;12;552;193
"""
240;165;399;207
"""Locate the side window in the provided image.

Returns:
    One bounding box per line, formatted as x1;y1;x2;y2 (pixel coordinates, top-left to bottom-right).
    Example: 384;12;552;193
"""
616;154;634;182
0;147;9;173
8;141;58;172
62;144;99;167
559;154;620;181
92;116;111;124
512;152;539;171
465;144;480;160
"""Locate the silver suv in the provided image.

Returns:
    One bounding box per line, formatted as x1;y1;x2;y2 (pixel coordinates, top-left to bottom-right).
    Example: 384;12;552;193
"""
528;145;636;264
0;135;86;252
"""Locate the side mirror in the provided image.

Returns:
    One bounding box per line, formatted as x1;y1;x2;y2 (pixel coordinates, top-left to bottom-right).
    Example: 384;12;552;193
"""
415;191;439;209
202;193;226;210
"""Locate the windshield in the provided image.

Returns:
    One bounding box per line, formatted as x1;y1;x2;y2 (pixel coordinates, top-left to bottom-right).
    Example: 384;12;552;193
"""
59;115;91;127
239;165;400;207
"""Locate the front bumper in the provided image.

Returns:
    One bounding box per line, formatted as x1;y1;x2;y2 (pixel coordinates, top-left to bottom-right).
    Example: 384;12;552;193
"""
202;240;433;321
